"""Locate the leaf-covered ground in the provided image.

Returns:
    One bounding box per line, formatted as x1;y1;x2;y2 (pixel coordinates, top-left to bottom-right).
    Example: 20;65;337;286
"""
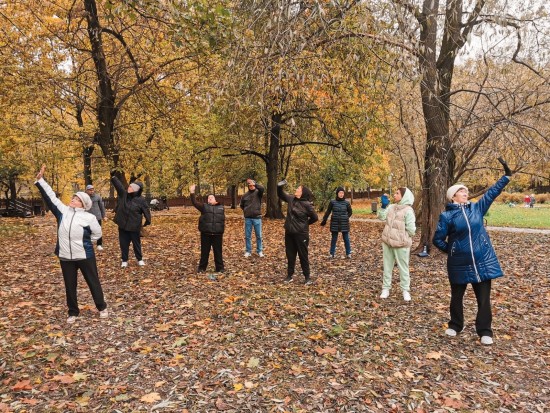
1;209;548;412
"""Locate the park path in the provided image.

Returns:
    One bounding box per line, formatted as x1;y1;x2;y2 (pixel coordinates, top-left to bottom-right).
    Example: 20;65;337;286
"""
351;217;550;234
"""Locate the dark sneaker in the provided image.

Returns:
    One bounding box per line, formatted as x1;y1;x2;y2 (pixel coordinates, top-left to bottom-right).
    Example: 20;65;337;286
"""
284;276;294;283
304;279;313;286
197;268;206;273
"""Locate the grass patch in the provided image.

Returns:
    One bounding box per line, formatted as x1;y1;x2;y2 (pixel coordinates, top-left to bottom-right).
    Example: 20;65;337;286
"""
349;200;550;229
485;203;550;229
0;219;37;238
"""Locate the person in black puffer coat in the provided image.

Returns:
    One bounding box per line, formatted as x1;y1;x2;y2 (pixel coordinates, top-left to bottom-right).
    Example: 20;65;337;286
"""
321;187;352;259
277;179;318;285
190;184;225;273
111;173;151;268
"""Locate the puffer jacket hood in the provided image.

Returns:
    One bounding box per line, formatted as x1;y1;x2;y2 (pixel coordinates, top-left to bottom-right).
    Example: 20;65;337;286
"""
398;188;414;206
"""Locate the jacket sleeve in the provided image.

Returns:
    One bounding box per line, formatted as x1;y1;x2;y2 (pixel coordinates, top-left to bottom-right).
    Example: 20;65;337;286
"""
404;207;416;237
433;213;449;253
377;205;390;221
277;185;294;204
347;201;352;217
239;195;245;209
190;193;204;212
34;178;68;220
111;176;126;196
476;175;510;216
307;203;319;225
89;215;102;241
321;201;333;223
256;184;265;198
141;199;152;226
99;196;106;218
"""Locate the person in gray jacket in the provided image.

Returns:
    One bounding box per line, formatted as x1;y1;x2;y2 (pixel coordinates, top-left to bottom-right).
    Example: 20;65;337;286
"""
240;178;265;257
85;184;106;250
35;165;108;324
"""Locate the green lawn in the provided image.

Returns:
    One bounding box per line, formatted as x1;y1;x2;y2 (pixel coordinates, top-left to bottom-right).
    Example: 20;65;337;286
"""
352;203;550;229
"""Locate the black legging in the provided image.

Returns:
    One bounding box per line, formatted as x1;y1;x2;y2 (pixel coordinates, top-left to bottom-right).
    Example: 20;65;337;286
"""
285;233;310;279
60;258;107;316
198;233;224;272
118;227;142;261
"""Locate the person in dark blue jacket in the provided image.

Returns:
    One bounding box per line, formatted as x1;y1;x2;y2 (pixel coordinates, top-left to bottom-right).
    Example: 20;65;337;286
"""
320;187;352;258
433;158;512;345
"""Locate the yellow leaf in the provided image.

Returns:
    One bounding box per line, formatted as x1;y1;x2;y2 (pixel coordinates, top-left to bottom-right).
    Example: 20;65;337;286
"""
72;372;88;382
140;392;161;403
426;351;442;360
308;333;323;341
233;383;243;391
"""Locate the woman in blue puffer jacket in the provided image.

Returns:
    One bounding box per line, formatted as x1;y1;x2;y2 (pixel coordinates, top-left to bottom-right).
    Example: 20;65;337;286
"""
433;158;512;345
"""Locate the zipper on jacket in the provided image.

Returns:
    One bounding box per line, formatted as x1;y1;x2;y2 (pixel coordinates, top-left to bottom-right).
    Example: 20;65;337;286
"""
459;206;481;282
68;209;76;259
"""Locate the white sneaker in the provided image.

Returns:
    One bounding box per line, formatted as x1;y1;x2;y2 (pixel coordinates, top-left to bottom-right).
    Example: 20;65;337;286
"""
244;252;252;258
380;289;390;299
445;328;457;337
121;261;128;268
67;316;77;324
99;309;109;319
346;254;352;259
480;336;493;345
138;260;145;266
258;252;265;258
402;291;411;301
97;245;104;251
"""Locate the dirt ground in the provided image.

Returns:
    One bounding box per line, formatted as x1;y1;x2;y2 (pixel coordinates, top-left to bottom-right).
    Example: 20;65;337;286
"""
0;208;548;412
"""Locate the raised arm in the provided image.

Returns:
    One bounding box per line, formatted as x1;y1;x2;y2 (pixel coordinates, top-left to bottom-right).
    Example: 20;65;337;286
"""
110;174;127;196
256;182;265;198
189;184;204;212
277;180;293;204
34;165;68;219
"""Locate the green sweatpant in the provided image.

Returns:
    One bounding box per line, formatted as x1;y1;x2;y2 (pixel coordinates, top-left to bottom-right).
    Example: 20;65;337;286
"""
382;243;411;291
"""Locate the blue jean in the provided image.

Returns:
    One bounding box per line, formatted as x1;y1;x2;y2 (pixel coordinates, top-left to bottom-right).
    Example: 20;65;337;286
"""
245;218;263;253
330;231;351;255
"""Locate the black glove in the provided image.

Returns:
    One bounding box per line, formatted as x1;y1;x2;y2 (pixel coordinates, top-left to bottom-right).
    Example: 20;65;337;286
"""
497;157;512;177
143;221;151;227
320;220;326;226
277;179;287;187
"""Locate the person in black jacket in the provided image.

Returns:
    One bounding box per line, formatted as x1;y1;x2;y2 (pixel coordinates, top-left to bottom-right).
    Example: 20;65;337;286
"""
321;187;353;259
277;179;318;285
111;174;151;268
190;184;225;273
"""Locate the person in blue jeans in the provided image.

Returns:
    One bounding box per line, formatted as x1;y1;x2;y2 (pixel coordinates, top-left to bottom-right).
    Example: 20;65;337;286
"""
320;187;353;258
240;178;265;257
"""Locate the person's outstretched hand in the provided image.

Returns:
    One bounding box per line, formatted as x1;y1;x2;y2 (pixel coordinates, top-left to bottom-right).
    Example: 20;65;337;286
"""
36;164;46;180
497;157;512;176
189;184;196;194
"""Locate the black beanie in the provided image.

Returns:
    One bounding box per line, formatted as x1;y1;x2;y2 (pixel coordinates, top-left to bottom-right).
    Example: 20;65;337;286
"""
301;186;313;201
335;187;345;198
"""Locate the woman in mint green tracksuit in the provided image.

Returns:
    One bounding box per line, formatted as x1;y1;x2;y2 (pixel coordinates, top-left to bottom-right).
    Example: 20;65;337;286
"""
377;187;416;301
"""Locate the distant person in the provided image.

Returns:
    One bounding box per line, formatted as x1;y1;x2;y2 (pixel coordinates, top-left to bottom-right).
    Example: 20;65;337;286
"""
433;157;512;345
529;194;536;208
190;184;225;273
277;179;318;285
377;187;416;301
85;184;106;250
111;172;151;268
34;165;108;323
523;194;530;207
320;187;352;259
240;178;265;257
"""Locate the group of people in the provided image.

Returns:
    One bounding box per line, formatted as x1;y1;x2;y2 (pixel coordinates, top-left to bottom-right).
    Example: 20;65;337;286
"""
35;158;514;346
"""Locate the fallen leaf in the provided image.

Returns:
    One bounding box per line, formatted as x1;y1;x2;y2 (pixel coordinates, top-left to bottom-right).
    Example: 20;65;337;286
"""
140;392;161;403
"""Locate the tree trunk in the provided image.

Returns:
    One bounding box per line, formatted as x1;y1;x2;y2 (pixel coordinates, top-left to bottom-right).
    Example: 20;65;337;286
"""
84;0;120;176
265;113;284;218
83;145;94;186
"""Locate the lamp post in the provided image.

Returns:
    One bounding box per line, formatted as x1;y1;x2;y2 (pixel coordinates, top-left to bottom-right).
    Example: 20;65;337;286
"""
388;173;393;196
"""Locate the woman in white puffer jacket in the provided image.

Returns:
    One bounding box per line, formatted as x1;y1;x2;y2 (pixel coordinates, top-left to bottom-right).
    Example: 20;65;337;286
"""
35;165;108;324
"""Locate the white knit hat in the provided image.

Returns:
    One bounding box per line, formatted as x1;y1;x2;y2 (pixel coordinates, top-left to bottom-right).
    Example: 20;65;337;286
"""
74;192;93;210
129;183;140;192
446;184;468;202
